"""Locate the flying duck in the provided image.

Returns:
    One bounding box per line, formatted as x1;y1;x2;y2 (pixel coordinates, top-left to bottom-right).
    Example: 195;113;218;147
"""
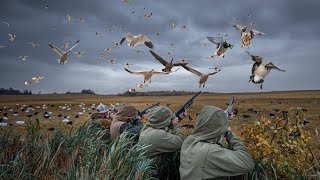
48;40;80;65
207;36;234;58
149;50;188;72
247;51;286;89
124;68;169;84
120;33;154;49
181;65;221;88
233;23;264;48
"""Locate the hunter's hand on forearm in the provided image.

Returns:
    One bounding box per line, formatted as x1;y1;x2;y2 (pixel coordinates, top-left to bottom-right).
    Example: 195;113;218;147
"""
178;110;188;120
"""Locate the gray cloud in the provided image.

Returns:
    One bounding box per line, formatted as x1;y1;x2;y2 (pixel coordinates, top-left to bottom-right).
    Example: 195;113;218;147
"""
0;0;319;94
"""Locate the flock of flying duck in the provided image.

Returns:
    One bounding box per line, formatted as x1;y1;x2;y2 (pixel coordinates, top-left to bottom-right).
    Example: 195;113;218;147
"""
113;21;285;89
1;4;286;90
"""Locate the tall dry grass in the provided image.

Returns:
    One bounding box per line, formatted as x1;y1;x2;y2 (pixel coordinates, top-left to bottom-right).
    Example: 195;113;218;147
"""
0;120;156;179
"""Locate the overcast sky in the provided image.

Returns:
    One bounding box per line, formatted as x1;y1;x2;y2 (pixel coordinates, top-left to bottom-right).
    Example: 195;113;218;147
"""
0;0;319;94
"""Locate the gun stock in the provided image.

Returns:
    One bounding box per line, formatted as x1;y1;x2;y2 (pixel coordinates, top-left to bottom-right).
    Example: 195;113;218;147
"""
174;91;201;121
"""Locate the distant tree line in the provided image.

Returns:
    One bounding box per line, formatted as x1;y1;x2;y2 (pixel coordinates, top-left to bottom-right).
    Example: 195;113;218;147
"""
0;88;32;95
118;91;136;97
117;90;213;97
65;89;95;94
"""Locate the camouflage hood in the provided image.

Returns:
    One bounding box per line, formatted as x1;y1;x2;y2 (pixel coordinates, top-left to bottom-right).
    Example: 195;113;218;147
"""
141;106;176;131
190;106;228;142
110;105;137;140
180;106;255;180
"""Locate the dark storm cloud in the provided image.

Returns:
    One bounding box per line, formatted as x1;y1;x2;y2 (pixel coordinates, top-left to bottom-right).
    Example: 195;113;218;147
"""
0;0;319;94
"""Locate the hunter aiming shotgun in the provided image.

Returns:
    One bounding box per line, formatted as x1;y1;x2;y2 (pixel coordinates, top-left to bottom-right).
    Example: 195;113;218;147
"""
138;102;160;117
174;91;201;121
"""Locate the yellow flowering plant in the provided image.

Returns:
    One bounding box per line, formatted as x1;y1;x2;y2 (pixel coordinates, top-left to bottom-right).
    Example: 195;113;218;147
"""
240;107;320;179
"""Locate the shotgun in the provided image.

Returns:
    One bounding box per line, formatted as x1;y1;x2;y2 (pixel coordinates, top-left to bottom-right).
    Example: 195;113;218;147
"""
174;91;201;121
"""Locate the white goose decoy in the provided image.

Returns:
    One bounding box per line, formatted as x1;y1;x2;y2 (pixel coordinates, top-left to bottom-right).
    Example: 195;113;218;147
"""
181;65;221;88
233;23;264;48
120;33;154;49
207;36;234;58
16;121;25;125
124;68;169;84
8;34;16;42
48;40;80;65
28;42;40;48
149;50;188;72
247;51;286;89
18;56;28;61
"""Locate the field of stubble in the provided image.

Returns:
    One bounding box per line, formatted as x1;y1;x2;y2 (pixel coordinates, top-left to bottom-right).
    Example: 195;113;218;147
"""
1;90;319;137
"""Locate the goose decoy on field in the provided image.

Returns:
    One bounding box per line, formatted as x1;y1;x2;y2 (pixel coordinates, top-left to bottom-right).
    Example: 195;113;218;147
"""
247;51;286;89
269;113;276;119
233;23;264;48
120;33;154;49
272;108;280;112
242;114;251;118
149;50;188;72
124;68;169;84
207;36;234;58
48;40;80;65
181;65;221;88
